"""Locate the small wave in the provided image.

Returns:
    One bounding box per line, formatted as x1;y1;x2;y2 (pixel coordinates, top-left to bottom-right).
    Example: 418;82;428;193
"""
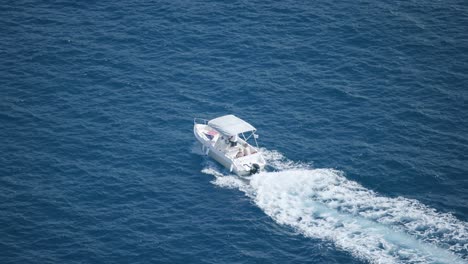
202;163;250;192
191;142;205;155
205;149;467;264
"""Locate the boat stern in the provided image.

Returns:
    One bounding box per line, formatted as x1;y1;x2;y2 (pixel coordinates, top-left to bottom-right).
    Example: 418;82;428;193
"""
233;152;266;176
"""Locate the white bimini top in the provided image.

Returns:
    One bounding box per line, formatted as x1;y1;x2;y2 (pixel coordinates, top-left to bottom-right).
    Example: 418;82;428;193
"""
208;115;256;136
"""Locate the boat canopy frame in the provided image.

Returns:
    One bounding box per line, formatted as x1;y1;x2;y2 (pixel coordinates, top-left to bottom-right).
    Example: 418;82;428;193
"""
239;130;260;149
194;115;260;148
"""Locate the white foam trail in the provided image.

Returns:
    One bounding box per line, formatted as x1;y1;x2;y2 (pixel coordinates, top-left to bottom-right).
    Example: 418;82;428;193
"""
203;149;468;264
251;169;466;264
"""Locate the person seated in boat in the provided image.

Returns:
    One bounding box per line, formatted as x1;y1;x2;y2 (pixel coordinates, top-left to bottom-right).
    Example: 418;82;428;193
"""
236;148;244;158
243;143;251;156
228;135;238;147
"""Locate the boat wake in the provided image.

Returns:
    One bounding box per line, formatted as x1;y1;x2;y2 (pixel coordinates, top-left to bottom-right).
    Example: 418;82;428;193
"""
201;149;468;264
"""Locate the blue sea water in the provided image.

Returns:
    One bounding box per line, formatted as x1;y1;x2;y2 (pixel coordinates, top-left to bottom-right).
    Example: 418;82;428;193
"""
1;0;468;263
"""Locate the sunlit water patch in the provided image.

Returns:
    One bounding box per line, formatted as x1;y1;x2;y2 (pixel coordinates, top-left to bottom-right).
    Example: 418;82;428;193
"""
202;150;468;264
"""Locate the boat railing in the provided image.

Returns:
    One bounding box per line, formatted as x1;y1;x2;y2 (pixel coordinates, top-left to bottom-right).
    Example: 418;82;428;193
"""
194;118;209;125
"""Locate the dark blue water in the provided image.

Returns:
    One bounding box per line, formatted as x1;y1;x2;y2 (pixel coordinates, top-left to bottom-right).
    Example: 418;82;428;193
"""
1;1;467;263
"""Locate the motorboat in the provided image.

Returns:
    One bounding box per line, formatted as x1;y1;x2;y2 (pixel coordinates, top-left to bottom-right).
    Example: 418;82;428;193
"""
194;114;266;176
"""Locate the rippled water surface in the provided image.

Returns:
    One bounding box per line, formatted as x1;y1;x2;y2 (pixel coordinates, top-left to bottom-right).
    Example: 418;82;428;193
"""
1;1;467;263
